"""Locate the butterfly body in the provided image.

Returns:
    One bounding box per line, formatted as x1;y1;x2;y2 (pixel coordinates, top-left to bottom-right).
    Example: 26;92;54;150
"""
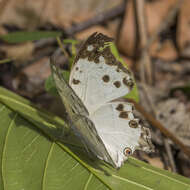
51;33;153;168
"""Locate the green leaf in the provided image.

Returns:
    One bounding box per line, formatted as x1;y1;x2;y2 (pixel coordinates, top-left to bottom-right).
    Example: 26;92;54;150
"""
63;39;78;45
45;71;70;96
110;43;139;103
63;39;79;68
45;74;58;96
63;39;78;56
0;31;62;43
0;58;12;64
0;87;190;190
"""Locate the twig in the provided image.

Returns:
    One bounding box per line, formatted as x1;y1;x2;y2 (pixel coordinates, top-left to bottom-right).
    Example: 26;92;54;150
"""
135;0;152;84
154;59;190;74
163;138;177;172
116;0;128;43
141;83;177;171
160;149;170;170
127;98;190;159
65;2;126;36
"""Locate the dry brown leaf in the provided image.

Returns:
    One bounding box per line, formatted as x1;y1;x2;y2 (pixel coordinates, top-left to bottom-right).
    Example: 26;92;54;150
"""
118;0;177;57
157;99;190;147
22;57;50;81
143;155;165;169
177;0;190;55
118;0;136;56
0;26;7;35
151;39;178;61
0;42;34;63
0;0;121;28
12;57;50;98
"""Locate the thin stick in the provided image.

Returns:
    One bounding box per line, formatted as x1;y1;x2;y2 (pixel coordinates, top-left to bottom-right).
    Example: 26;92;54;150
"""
135;0;152;84
34;2;127;57
116;0;128;43
65;2;126;36
163;138;177;172
141;84;177;171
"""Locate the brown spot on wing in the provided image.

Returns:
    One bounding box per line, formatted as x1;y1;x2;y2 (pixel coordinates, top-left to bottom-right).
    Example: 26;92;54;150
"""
102;75;110;82
119;111;129;119
116;104;124;111
75;67;79;71
74;33;113;63
123;77;134;89
102;47;116;66
94;55;100;63
72;79;80;85
129;120;138;128
113;81;121;88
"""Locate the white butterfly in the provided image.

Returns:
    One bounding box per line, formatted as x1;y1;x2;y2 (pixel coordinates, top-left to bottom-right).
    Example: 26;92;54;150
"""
51;33;153;168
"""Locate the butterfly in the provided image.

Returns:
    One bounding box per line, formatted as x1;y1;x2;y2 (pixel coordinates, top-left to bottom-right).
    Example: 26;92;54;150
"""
50;32;154;169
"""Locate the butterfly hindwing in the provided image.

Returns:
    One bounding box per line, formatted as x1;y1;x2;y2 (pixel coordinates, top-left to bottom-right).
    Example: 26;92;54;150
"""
89;101;149;167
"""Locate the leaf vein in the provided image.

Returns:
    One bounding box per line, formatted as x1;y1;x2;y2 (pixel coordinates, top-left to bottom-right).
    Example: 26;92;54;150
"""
42;143;54;190
142;167;190;187
84;173;93;190
0;105;5;112
22;135;40;153
112;174;153;190
1;112;17;190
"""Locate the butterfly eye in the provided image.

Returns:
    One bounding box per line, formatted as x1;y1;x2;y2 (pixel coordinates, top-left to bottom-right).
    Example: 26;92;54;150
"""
123;147;132;156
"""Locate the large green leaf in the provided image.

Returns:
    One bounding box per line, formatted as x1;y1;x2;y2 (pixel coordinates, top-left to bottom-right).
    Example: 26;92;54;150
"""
0;31;62;43
0;87;190;190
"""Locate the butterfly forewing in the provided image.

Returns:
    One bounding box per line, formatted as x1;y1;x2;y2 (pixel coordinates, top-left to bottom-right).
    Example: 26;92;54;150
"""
69;33;134;114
